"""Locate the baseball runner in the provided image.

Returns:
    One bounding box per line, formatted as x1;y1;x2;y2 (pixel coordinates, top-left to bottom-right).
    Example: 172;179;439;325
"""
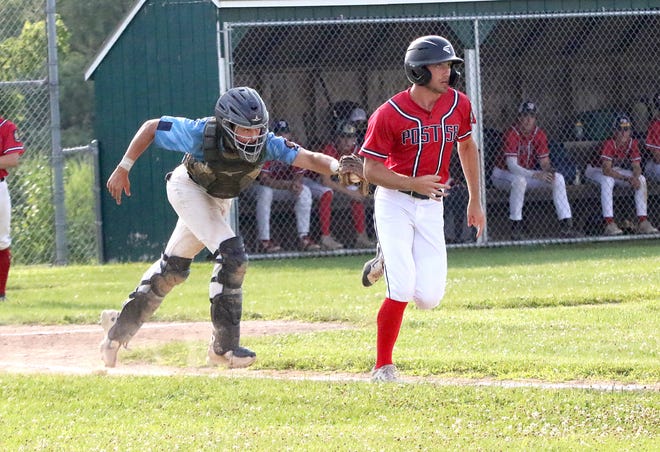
0;117;25;302
101;87;353;368
358;36;485;382
584;115;658;235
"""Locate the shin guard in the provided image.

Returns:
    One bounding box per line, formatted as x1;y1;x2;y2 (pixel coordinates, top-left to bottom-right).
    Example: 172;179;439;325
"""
109;254;192;344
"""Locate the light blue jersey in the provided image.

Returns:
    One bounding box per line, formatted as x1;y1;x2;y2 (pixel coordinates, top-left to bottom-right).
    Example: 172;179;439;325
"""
153;116;299;165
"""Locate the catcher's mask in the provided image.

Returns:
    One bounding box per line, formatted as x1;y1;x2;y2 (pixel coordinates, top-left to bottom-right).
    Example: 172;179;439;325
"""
404;35;463;87
215;87;269;163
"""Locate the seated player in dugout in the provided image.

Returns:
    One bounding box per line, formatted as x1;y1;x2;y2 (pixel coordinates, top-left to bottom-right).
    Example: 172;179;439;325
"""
252;119;320;253
303;120;375;249
490;101;581;240
584;115;659;236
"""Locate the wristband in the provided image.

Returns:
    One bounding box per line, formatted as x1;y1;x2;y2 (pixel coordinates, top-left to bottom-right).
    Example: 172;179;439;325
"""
118;156;135;172
329;160;339;174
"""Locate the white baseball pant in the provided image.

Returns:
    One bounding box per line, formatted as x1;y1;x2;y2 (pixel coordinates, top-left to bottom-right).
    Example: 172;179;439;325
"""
491;167;572;221
157;164;236;300
0;180;11;249
645;160;660;182
585;165;648;218
254;183;312;240
374;187;446;310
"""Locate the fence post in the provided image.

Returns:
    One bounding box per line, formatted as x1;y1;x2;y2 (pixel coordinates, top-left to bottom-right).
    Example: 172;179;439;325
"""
90;140;104;262
47;0;68;265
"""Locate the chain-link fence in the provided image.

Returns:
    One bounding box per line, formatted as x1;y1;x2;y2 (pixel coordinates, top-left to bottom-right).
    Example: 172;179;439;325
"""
226;10;660;257
3;3;659;264
0;0;99;264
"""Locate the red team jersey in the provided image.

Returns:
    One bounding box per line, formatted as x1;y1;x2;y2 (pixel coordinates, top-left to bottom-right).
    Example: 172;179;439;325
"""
597;137;641;168
0;118;25;179
646;118;660;157
497;125;549;170
359;88;474;183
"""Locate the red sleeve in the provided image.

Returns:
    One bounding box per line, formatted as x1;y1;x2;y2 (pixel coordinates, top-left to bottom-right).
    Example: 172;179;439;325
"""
1;120;25;156
456;94;474;142
630;139;641;162
535;129;550;160
646;121;660;150
600;140;614;162
359;104;395;162
502;128;519;159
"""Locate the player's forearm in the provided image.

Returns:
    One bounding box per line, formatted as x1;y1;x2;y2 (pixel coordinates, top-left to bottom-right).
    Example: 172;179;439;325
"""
457;142;482;204
293;149;339;176
0;153;20;169
363;158;411;190
116;119;158;171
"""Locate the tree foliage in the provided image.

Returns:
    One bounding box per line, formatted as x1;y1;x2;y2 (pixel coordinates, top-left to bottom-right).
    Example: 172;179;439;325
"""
55;0;135;146
0;15;69;81
0;0;133;146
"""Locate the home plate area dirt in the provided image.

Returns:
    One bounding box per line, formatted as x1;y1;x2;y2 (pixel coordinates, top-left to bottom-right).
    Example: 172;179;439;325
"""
0;320;348;377
0;321;657;391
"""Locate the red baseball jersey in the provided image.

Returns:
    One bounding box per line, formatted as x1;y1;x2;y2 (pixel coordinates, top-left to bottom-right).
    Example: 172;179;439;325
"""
0;117;25;179
497;125;549;170
359;88;474;183
646;118;660;156
598;137;641;168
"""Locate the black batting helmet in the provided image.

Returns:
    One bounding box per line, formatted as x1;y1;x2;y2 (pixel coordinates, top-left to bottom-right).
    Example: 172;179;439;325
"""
404;35;463;87
215;87;269;163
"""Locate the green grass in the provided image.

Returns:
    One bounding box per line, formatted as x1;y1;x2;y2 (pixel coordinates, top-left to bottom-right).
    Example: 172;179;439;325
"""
1;376;657;451
1;240;659;450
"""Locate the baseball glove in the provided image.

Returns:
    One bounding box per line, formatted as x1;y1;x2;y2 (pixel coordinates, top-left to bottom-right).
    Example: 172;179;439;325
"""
338;154;369;196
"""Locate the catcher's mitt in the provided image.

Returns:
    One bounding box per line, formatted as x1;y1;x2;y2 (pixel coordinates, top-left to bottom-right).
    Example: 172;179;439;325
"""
338;154;369;196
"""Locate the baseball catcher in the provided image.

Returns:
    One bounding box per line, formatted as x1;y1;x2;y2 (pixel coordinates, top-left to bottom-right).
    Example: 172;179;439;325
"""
337;153;369;196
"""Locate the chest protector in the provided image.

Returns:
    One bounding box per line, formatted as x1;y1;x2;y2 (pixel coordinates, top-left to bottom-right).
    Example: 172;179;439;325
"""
183;118;264;198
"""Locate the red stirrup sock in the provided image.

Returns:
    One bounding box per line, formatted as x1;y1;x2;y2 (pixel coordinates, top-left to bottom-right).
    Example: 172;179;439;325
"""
319;191;333;236
0;248;11;296
351;200;366;234
375;297;407;368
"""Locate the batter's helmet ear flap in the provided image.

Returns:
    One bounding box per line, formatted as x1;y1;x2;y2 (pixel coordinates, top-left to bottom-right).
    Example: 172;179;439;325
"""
405;65;432;86
449;65;460;87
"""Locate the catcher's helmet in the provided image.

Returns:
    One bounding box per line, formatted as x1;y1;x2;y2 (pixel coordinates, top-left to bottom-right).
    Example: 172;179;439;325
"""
215;87;269;163
404;35;463;87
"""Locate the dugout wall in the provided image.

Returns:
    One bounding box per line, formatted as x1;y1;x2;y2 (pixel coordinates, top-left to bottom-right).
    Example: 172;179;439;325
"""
86;0;660;261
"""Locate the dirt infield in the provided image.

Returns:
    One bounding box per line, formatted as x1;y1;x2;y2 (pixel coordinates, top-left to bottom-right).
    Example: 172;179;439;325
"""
0;320;347;376
0;321;657;391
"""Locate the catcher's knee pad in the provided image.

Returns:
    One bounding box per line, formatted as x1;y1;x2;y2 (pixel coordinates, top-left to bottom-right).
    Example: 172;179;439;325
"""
215;236;248;288
151;254;193;297
108;254;192;344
